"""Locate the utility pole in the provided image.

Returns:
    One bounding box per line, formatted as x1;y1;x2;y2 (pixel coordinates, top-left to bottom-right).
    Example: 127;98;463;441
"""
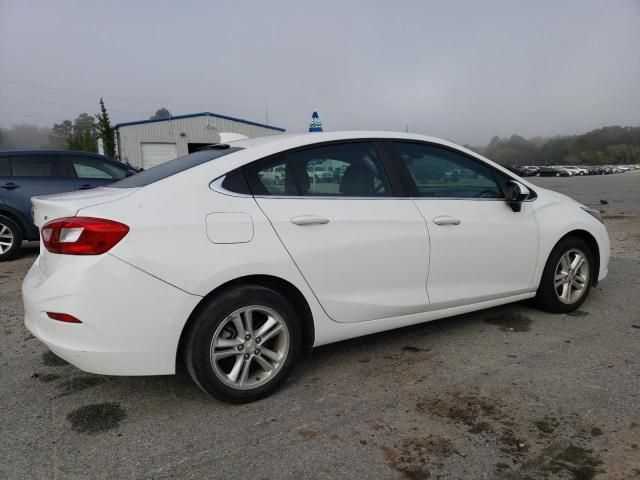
265;101;269;126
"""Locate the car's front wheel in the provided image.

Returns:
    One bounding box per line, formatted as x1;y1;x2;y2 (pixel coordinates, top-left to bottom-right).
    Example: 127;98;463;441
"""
184;285;302;403
536;236;593;313
0;215;22;262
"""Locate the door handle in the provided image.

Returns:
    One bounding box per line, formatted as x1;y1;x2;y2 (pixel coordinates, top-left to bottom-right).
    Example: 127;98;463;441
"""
291;215;330;226
77;184;93;190
433;215;461;226
0;182;19;190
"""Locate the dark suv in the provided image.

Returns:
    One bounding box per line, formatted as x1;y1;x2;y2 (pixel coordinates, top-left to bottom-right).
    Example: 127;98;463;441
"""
0;151;137;261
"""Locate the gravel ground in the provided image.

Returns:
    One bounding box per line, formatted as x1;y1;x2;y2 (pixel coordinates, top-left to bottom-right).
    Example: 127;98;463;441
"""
1;171;638;480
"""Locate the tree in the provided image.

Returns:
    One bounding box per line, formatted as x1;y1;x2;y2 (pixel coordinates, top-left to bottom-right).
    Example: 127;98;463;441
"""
74;113;96;136
51;120;73;146
1;124;54;149
150;108;171;120
51;114;97;152
96;98;116;158
481;126;640;166
69;130;97;152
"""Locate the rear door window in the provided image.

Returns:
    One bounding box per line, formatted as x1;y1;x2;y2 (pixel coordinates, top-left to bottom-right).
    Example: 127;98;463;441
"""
290;143;391;197
245;142;392;197
9;155;66;178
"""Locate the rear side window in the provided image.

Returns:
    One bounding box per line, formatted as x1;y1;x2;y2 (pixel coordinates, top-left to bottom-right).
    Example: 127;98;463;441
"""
220;171;251;195
245;142;392;197
0;157;9;176
9;155;65;178
111;147;243;188
68;156;127;180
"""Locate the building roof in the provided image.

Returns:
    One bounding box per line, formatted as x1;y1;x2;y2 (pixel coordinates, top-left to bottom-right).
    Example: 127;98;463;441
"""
114;111;286;132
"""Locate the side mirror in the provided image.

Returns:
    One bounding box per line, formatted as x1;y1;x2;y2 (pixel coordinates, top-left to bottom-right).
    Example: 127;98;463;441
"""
504;180;530;212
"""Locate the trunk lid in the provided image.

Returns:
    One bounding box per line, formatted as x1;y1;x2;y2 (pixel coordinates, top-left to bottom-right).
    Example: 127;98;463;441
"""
31;187;138;228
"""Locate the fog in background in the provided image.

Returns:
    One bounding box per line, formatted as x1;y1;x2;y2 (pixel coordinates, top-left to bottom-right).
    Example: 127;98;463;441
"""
1;0;639;146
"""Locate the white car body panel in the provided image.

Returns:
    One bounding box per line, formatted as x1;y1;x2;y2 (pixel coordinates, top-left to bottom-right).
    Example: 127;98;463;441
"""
31;187;138;229
255;197;429;323
411;199;539;305
22;131;610;376
23;253;200;375
528;188;610;284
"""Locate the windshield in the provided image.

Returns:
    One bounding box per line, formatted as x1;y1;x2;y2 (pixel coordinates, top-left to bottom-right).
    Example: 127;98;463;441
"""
111;147;243;188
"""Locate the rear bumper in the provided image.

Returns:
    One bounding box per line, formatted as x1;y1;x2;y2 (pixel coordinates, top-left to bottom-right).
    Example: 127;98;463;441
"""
23;253;201;375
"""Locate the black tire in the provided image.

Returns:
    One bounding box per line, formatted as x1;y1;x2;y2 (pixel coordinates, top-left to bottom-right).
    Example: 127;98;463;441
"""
535;236;594;313
183;284;302;403
0;215;23;262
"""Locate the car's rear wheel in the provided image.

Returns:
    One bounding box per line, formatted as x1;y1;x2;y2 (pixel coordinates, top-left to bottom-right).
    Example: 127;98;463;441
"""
536;236;593;313
184;285;301;403
0;215;22;262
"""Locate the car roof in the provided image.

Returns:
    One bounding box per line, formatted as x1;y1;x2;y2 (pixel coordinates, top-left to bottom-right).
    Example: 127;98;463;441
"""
228;131;454;149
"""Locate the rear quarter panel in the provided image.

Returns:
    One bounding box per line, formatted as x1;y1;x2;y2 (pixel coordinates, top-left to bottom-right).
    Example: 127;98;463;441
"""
77;170;335;343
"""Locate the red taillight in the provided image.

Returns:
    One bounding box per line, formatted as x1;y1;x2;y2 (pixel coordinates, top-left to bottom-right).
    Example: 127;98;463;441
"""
47;312;82;323
41;217;129;255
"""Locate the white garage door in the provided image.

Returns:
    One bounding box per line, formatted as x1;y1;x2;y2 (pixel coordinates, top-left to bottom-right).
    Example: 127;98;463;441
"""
140;143;178;169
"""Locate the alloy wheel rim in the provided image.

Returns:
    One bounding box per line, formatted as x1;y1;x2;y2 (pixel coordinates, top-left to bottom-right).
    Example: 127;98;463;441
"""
0;223;14;254
554;248;589;304
209;305;289;390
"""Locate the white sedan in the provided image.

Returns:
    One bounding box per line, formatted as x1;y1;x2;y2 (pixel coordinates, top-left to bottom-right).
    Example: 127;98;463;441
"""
23;132;610;403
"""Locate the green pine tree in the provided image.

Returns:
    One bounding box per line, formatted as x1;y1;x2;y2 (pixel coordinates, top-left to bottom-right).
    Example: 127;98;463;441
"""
96;98;116;158
69;129;97;152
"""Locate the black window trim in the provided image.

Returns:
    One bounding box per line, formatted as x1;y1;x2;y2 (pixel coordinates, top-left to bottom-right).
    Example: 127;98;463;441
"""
232;138;409;199
382;139;537;202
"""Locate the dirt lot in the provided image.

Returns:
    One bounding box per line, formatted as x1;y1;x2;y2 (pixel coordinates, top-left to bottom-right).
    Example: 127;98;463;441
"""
1;171;638;479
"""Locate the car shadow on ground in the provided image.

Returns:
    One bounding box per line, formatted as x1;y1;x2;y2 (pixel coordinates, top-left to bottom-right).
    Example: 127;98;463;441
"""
11;242;39;261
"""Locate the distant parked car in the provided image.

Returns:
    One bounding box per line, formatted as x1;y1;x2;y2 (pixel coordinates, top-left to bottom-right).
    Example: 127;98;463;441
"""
0;150;137;261
537;166;571;177
564;166;589;176
507;166;537;177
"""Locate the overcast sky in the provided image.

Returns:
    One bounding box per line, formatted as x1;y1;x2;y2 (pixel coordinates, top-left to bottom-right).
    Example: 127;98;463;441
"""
1;0;638;145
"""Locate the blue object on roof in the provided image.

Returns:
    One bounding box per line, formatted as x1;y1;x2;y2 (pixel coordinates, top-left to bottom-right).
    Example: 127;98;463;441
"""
309;111;323;132
114;111;286;132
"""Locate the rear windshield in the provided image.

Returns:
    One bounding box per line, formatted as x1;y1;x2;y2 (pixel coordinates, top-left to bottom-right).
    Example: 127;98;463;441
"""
111;147;243;188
